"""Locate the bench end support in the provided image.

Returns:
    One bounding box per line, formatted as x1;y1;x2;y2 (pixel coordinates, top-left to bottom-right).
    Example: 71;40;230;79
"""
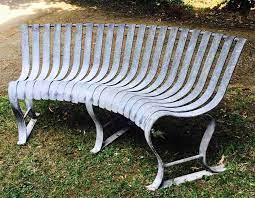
144;115;225;191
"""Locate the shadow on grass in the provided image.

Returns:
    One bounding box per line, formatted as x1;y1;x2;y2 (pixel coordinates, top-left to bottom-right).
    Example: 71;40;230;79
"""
31;95;253;178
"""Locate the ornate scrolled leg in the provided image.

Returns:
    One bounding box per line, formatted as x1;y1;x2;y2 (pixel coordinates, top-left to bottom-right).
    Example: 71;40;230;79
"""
85;98;104;154
199;115;226;173
144;123;164;191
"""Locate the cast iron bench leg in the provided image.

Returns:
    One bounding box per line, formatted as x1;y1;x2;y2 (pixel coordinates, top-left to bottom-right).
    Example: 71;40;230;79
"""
8;83;39;145
86;100;130;153
86;100;104;154
144;115;225;191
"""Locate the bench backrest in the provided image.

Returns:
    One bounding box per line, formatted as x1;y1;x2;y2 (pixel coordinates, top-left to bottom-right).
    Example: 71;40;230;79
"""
19;23;246;100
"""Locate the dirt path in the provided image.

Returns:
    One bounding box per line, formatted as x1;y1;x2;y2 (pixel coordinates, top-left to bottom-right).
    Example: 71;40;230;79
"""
0;1;254;95
0;0;78;94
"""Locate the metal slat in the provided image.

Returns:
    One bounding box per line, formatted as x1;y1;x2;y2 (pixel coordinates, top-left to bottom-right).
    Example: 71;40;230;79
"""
80;23;93;77
28;24;40;80
120;26;167;117
17;24;40;100
94;24;136;106
140;38;245;130
25;24;51;99
64;23;93;101
167;33;223;107
37;24;51;80
54;23;72;81
134;32;212;125
128;27;179;120
47;23;72;100
113;25;157;113
19;24;30;81
84;24;125;106
63;23;83;81
48;24;62;80
71;24;104;103
100;24;146;109
77;24;115;103
14;24;30;101
53;24;83;100
139;36;235;128
39;24;61;100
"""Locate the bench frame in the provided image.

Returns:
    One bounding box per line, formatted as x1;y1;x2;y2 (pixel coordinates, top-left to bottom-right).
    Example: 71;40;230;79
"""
8;23;246;190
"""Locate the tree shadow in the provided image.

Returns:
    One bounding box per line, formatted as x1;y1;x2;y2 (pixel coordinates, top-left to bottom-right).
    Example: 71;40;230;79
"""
68;0;194;20
67;0;255;31
36;99;253;166
30;97;254;183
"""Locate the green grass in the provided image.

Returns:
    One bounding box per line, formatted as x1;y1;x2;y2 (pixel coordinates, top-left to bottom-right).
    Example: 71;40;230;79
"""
0;88;254;197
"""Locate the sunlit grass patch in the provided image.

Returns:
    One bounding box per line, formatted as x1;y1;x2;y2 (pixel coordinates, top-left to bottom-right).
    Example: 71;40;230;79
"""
184;0;226;9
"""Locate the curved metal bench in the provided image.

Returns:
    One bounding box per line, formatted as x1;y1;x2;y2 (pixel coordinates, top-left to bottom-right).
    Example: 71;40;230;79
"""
8;23;246;190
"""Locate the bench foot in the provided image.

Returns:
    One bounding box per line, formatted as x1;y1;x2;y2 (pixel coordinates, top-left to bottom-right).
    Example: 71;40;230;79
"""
144;115;225;191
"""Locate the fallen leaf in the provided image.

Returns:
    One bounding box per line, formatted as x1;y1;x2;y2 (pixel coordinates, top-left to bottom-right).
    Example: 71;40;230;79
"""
218;155;225;166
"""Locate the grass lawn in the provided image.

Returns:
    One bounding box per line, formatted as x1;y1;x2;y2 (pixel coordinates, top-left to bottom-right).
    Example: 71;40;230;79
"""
0;87;254;197
0;0;254;196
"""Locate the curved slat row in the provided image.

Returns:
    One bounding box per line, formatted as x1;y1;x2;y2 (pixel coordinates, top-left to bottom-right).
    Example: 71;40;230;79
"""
8;23;246;190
